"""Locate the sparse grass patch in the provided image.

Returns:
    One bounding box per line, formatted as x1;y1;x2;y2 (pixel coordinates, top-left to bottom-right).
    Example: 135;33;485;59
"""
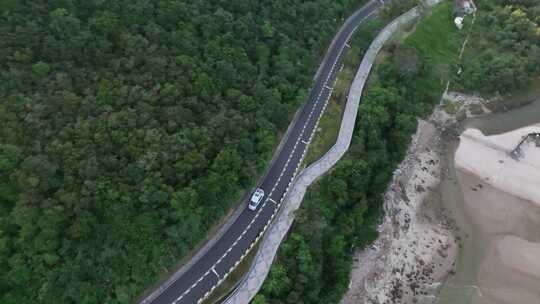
203;241;260;304
334;69;355;97
456;109;467;121
304;99;343;165
468;103;484;115
303;42;364;166
443;100;458;115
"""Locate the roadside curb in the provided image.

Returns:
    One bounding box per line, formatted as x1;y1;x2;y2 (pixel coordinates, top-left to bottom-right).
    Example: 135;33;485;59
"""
138;2;376;304
223;2;441;303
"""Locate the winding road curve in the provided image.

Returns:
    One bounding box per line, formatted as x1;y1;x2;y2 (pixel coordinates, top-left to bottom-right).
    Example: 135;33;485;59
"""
143;1;383;303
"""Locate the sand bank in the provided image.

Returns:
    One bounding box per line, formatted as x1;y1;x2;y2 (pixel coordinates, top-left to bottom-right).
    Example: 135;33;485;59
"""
456;126;540;205
473;236;540;304
454;125;540;304
341;87;540;303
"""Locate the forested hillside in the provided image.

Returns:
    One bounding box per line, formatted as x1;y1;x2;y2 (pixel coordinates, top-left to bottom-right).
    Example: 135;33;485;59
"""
458;0;540;95
255;2;458;303
0;0;362;303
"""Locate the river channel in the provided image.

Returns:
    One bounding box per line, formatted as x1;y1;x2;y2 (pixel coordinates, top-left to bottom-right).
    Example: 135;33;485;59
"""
436;97;540;304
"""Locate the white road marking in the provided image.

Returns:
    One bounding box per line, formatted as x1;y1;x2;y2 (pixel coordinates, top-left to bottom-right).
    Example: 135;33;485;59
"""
211;267;219;279
268;198;277;205
166;4;382;304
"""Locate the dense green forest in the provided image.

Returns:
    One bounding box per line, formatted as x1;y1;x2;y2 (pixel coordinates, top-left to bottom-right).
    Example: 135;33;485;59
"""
253;1;540;303
0;0;366;303
458;0;540;95
255;2;457;303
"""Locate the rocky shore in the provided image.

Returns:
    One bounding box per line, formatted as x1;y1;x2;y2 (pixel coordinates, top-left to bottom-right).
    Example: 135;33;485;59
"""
342;89;540;304
341;107;460;304
341;91;492;304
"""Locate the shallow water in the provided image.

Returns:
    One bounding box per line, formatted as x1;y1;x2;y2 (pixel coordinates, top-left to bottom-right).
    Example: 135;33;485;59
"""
436;97;540;304
465;98;540;135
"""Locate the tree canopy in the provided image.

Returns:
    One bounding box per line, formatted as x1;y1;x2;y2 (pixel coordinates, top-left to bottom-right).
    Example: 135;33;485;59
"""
256;2;450;302
0;0;363;303
458;0;540;94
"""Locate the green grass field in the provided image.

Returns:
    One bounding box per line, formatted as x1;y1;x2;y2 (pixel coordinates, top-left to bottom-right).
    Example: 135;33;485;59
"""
405;1;461;66
305;1;462;167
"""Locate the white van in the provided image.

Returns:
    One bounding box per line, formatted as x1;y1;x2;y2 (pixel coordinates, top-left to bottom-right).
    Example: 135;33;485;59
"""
248;188;265;211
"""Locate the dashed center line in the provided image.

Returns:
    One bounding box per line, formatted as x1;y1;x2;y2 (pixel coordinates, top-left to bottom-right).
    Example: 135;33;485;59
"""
159;3;381;304
177;54;334;302
211;268;220;279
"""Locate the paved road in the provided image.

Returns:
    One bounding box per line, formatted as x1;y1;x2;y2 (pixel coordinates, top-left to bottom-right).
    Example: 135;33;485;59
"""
146;1;382;303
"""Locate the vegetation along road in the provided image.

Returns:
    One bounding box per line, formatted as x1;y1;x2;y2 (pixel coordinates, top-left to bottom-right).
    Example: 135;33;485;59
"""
143;1;384;303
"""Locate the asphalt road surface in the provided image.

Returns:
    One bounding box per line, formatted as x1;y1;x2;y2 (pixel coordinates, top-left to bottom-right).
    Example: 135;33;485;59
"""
146;1;382;303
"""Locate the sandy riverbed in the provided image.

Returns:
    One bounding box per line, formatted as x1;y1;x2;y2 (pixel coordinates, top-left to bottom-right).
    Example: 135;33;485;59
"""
341;91;540;304
454;125;540;304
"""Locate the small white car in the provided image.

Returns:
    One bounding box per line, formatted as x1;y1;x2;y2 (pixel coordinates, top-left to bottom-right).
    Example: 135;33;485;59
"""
248;188;265;211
